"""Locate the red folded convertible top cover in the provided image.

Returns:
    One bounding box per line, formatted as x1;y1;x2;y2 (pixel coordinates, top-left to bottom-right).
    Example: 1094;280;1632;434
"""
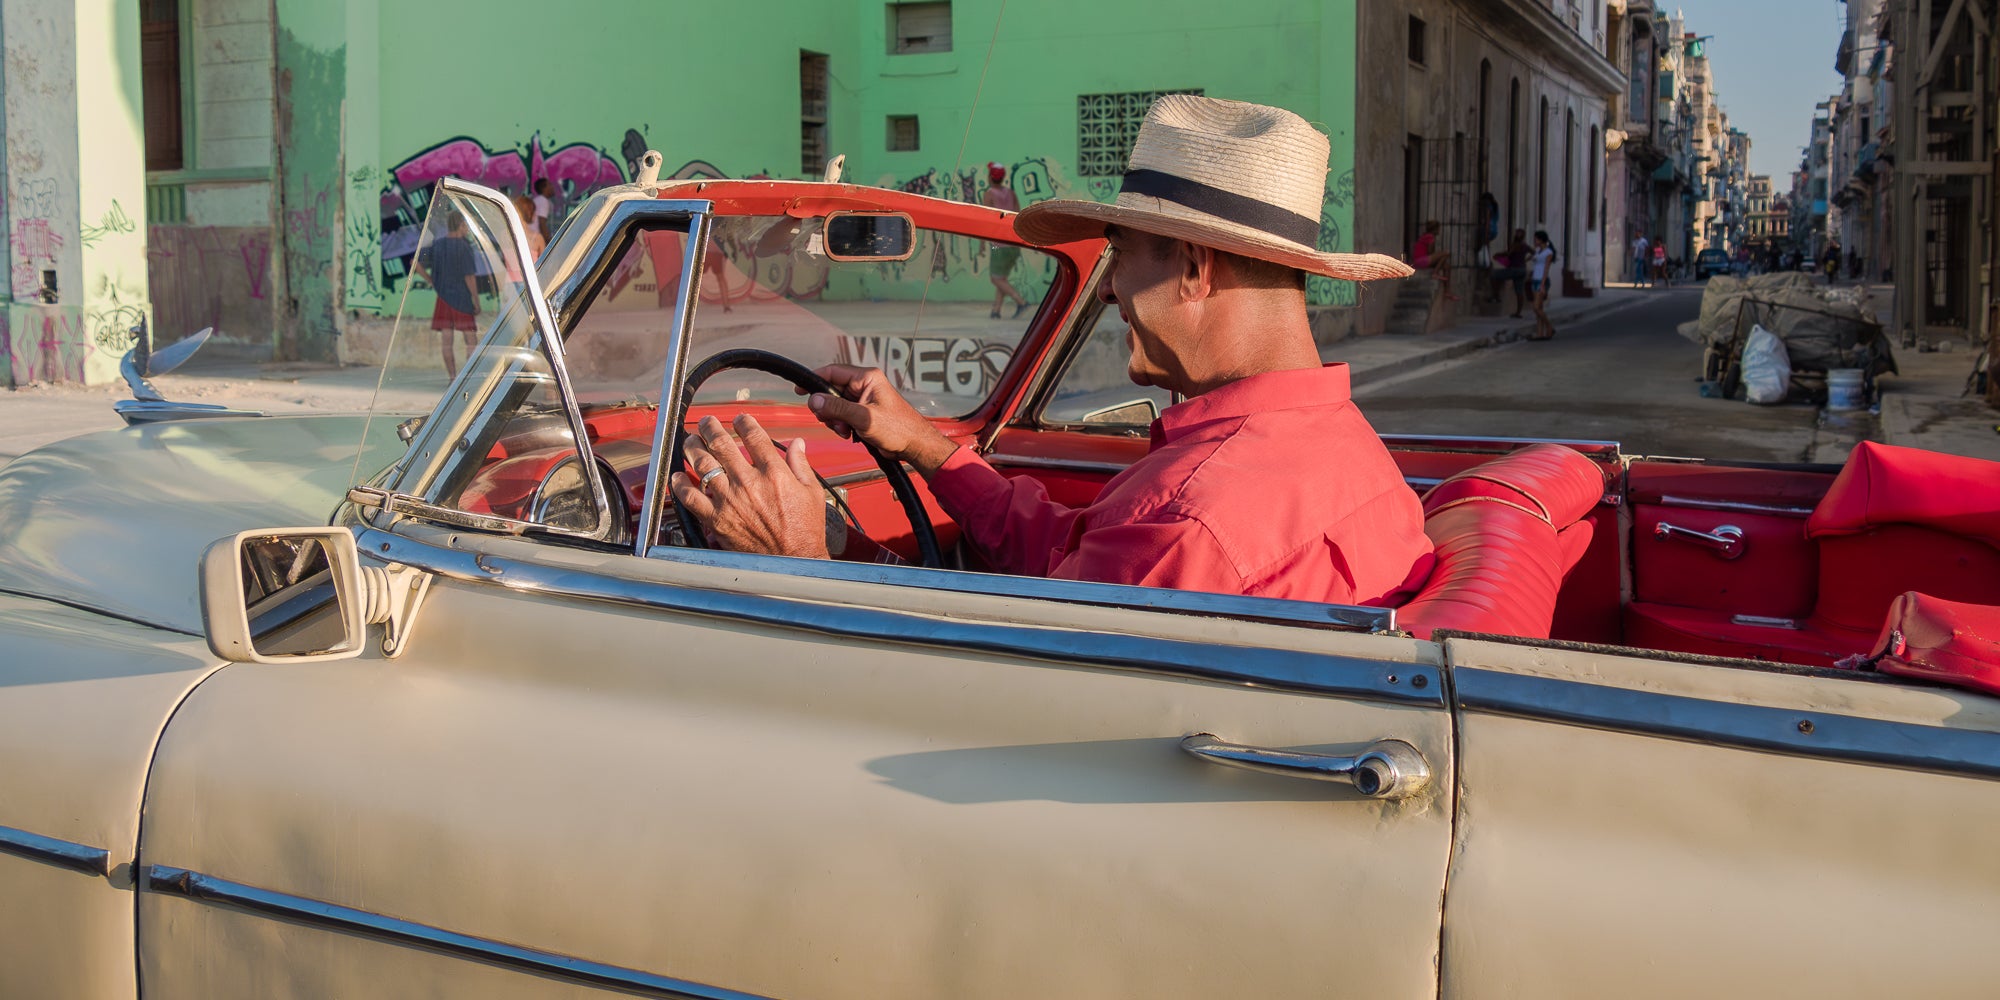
1807;441;2000;547
1868;592;2000;696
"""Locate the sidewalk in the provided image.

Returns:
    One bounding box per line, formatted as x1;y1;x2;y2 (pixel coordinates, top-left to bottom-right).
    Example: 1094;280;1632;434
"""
1815;283;2000;464
1323;288;1647;388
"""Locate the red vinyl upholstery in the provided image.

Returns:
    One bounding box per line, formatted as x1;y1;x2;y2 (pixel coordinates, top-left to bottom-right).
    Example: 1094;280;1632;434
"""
1399;444;1609;640
1807;441;2000;630
1861;592;2000;695
1627;442;2000;668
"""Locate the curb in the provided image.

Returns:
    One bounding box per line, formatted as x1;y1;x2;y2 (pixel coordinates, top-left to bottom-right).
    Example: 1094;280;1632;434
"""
1349;294;1650;388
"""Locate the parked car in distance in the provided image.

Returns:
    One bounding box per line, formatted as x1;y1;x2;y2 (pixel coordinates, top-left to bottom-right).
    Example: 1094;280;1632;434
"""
1695;247;1733;279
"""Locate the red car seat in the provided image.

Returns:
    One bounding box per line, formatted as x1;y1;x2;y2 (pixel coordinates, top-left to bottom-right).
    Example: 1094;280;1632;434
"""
1398;444;1609;640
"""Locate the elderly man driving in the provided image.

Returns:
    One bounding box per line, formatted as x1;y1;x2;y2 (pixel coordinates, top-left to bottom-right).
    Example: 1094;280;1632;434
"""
673;95;1434;607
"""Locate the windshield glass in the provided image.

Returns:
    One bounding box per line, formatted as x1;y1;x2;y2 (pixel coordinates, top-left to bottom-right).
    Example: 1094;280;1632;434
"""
355;182;616;540
563;214;1061;418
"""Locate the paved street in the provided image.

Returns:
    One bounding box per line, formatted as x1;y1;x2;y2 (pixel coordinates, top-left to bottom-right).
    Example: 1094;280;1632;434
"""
1356;287;1827;463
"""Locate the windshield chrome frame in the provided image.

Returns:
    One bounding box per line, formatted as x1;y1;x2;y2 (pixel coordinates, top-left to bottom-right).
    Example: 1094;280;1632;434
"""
379;178;616;540
633;209;713;555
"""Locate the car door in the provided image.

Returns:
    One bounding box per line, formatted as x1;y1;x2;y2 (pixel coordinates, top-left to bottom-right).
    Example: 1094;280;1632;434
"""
1439;634;2000;998
134;181;1457;999
136;522;1455;999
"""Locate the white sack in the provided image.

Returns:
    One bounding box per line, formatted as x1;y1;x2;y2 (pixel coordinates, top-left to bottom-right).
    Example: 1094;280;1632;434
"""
1741;323;1791;405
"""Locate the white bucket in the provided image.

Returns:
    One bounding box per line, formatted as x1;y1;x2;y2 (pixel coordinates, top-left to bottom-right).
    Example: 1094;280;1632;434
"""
1827;368;1865;411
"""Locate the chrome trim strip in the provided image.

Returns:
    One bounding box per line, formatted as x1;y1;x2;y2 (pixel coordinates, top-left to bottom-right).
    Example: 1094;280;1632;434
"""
142;866;776;1000
1656;494;1817;518
0;824;111;877
636;209;714;554
984;453;1128;475
644;544;1397;634
1454;667;2000;781
361;528;1436;707
1379;433;1623;459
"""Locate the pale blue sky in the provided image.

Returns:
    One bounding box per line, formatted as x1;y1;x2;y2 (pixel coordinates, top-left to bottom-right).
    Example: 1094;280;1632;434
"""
1656;1;1848;182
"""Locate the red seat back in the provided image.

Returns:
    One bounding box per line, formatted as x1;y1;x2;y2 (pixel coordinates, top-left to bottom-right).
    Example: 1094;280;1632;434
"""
1399;444;1608;640
1807;441;2000;631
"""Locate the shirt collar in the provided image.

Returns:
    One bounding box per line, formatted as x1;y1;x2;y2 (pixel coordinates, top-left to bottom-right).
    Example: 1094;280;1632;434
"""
1150;363;1354;446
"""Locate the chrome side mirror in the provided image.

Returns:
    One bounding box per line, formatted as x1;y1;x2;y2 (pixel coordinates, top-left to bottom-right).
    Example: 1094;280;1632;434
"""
200;528;366;663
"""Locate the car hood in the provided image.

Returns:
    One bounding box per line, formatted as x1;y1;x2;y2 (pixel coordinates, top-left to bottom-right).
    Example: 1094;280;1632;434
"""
0;415;402;635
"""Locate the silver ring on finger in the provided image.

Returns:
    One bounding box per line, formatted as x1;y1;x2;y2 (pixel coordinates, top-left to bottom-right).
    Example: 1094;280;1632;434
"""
700;467;727;490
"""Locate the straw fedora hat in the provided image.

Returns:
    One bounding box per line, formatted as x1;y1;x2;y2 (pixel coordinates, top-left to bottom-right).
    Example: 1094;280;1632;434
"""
1015;95;1412;282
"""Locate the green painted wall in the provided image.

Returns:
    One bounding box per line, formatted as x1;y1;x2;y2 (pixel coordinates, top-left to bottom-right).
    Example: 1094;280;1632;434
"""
274;0;346;362
311;0;1360;325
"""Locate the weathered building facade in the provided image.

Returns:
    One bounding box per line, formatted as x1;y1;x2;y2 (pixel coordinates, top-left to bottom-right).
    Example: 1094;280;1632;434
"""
1354;0;1622;328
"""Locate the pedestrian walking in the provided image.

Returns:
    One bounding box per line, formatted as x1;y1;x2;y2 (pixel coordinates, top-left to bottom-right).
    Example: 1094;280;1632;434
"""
1651;239;1668;287
1527;230;1557;341
415;209;483;378
1632;233;1651;288
981;162;1028;319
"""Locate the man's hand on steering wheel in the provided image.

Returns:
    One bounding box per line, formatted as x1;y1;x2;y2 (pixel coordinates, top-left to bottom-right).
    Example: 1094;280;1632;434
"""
806;365;961;477
670;414;831;559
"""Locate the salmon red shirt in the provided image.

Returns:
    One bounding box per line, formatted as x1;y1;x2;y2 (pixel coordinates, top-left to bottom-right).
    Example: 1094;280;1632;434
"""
929;364;1436;606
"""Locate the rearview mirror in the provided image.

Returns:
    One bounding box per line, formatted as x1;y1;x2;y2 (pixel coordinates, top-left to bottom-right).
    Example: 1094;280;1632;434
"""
200;527;365;663
823;212;916;261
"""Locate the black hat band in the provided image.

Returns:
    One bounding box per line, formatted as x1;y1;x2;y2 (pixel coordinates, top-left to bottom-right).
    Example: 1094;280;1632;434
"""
1119;169;1322;247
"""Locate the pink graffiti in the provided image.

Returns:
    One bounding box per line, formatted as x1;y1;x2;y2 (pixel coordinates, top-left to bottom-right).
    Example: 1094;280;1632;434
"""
241;239;269;299
13;218;62;260
391;132;624;204
283;175;333;244
7;309;90;383
146;226;274;343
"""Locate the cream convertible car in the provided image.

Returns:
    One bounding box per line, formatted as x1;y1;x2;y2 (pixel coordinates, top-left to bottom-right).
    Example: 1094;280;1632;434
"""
4;168;2000;1000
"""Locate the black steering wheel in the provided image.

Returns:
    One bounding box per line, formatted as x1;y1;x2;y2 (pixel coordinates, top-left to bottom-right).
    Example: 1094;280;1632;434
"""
672;348;944;568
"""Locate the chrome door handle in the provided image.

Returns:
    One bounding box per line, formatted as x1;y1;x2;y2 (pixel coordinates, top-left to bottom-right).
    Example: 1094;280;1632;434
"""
1179;734;1431;799
1652;521;1745;559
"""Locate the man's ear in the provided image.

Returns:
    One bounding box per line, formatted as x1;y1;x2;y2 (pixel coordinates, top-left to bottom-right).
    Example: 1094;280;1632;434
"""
1179;241;1216;302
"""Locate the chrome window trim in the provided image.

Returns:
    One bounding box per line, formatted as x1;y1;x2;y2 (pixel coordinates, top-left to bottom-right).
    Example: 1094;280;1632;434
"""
0;824;110;877
1454;667;2000;781
1654;494;1817;518
641;544;1397;634
635;210;714;554
1379;433;1624;460
141;866;776;1000
360;527;1436;707
983;453;1130;475
382;179;620;541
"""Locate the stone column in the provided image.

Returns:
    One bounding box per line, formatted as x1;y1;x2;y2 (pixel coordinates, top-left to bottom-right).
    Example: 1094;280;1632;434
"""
1;0;152;386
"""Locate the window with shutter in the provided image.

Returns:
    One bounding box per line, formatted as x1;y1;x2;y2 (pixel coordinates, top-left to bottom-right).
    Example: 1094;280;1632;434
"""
887;116;920;152
890;3;953;55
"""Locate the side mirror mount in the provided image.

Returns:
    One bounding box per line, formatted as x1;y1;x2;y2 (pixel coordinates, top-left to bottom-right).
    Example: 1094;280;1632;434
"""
200;528;366;663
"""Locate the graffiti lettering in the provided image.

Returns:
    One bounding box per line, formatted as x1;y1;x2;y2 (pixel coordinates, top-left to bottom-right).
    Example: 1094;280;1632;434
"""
378;130;640;293
839;335;1014;398
11;177;59;219
79;200;137;247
